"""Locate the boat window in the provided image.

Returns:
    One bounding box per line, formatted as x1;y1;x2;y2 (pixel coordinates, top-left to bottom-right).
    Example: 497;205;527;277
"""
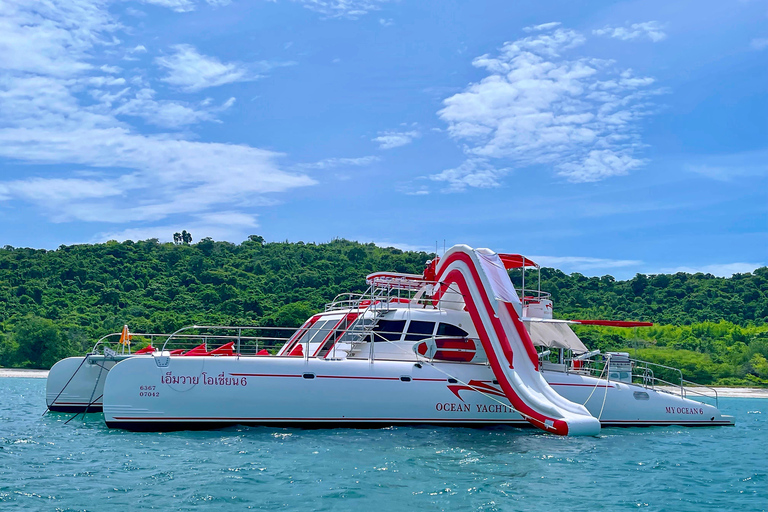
436;323;468;337
315;320;338;343
404;320;436;341
372;320;406;342
316;315;354;357
302;319;335;345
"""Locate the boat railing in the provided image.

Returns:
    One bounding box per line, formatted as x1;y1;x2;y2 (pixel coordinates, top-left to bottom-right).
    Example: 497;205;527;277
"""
90;331;243;356
325;279;461;313
157;325;305;355
85;320;474;363
152;322;439;359
631;359;720;406
519;289;551;303
91;332;124;354
325;284;399;313
325;292;370;311
565;354;720;407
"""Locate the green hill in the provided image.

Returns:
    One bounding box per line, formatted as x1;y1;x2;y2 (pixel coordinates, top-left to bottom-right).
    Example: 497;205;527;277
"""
1;237;766;385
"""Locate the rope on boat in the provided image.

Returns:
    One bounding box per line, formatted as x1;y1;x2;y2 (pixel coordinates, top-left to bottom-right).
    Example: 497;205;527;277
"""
576;354;612;421
64;394;103;425
581;357;609;407
597;356;611;421
43;353;90;416
65;358;105;424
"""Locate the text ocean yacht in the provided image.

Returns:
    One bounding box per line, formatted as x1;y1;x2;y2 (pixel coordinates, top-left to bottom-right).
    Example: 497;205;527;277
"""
46;245;734;436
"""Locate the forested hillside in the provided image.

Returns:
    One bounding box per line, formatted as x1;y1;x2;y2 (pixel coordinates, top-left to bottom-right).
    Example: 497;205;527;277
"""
0;237;766;384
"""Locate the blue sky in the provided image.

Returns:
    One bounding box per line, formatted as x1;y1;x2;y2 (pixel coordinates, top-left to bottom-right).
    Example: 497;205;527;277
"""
0;0;765;279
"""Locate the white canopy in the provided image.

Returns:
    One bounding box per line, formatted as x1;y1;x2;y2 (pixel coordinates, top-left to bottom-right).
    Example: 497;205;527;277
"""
525;321;588;353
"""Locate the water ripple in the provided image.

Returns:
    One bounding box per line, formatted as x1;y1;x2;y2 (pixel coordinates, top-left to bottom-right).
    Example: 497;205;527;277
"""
1;378;766;511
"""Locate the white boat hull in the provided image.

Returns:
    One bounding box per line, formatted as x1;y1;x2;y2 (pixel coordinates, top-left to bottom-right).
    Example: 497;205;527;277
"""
101;355;734;431
46;355;129;412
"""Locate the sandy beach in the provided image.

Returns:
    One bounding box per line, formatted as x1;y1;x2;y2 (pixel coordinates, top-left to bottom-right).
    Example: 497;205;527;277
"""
656;386;768;399
2;367;767;397
1;368;49;379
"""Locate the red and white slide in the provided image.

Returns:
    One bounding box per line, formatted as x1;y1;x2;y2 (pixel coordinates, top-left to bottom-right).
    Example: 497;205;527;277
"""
434;245;601;436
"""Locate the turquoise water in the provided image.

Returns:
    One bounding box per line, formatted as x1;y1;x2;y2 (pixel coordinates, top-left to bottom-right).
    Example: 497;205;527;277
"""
1;378;766;511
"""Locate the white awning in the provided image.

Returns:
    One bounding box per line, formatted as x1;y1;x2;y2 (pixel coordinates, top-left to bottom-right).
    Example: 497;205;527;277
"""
525;321;588;353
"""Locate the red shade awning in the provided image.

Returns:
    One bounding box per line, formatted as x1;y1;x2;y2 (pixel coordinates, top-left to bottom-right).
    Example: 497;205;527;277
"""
499;254;539;269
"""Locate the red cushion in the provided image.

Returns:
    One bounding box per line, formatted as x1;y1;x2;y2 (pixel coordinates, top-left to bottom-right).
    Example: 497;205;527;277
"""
208;342;235;356
182;343;208;356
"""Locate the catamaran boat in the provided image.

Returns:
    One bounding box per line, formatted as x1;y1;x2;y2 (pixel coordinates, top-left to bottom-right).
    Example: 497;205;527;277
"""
46;245;734;436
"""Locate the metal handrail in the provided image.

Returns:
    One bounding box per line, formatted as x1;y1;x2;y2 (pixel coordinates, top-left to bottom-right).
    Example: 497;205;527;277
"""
565;353;720;407
519;289;552;302
681;379;720;407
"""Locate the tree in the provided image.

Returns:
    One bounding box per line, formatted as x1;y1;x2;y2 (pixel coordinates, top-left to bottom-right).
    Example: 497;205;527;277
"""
12;316;73;369
0;236;766;382
173;231;192;245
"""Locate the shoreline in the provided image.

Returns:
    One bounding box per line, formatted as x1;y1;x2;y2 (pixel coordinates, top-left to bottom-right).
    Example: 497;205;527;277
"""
2;367;767;397
1;368;49;379
656;386;768;399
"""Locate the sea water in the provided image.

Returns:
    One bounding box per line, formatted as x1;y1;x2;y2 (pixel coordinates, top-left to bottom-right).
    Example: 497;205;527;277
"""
1;378;766;512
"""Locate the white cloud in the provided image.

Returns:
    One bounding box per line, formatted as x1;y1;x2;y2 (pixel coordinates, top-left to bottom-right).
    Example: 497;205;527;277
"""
593;21;667;42
289;0;392;18
195;211;258;226
373;130;420;149
138;0;196;13
658;263;764;277
379;18;393;26
156;44;252;91
371;241;434;253
0;125;316;222
295;155;380;169
557;149;643;182
429;159;510;192
531;255;643;271
110;88;235;127
0;177;126;203
95;211;259;244
0;0;116;77
531;257;766;277
685;149;768;181
155;44;295;92
0;0;316;228
437;24;660;185
750;37;768;51
523;22;561;33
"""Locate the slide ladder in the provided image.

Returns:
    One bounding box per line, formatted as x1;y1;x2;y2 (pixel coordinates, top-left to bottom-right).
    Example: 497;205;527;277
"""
434;245;601;436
